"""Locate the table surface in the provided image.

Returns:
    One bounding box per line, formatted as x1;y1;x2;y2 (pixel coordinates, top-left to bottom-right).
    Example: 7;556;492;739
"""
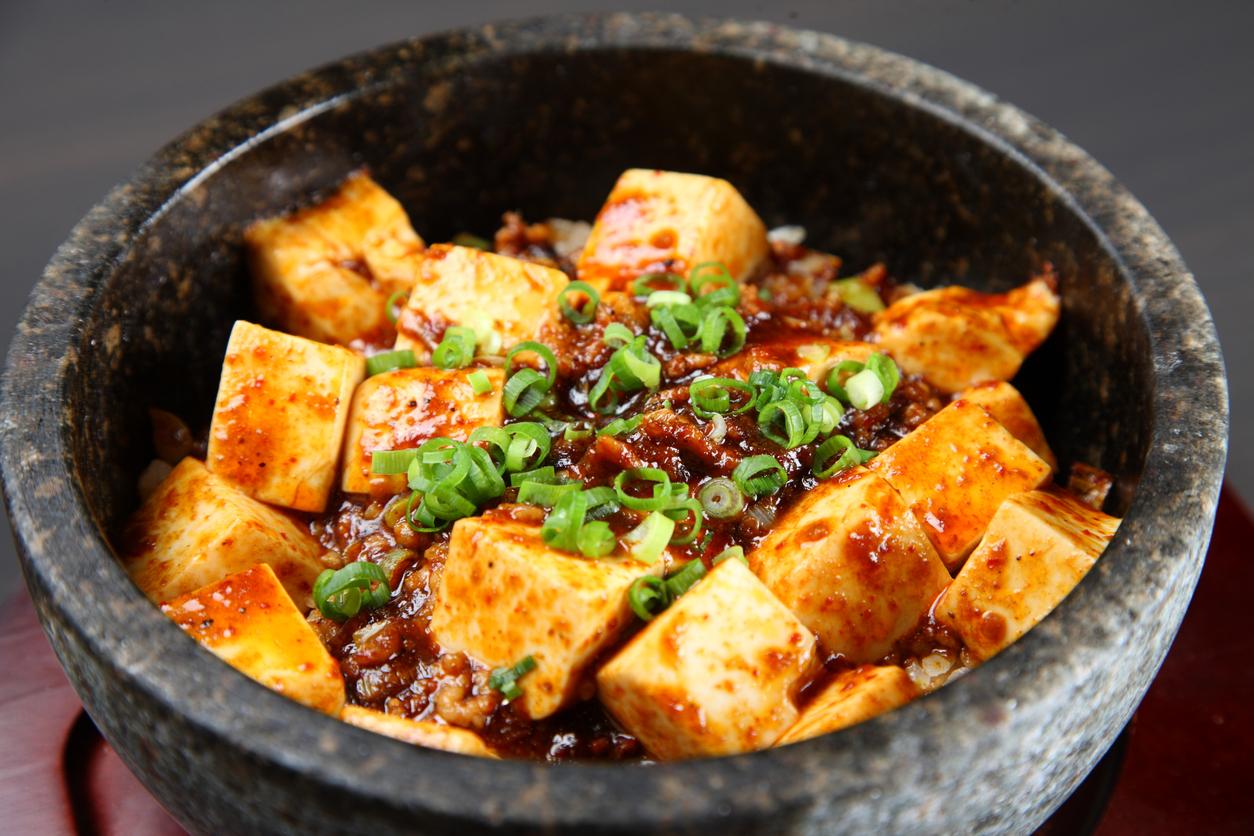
3;485;1249;833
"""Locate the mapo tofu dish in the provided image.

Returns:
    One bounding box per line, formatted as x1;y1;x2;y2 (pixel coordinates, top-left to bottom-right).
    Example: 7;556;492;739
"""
123;168;1122;761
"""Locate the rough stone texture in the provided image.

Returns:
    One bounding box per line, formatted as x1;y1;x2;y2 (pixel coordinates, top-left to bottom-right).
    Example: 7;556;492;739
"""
0;13;1228;836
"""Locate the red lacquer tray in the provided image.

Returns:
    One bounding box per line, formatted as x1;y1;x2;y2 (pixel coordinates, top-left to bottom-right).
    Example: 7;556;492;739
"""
4;488;1250;834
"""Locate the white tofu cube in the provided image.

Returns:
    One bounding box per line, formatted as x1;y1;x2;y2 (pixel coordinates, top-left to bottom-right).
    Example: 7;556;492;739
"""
207;321;364;512
748;467;951;663
935;489;1121;660
868;399;1053;570
340;706;497;758
246;171;426;347
122;457;326;606
161;564;344;715
958;381;1057;470
341;367;505;496
394;245;568;357
873;276;1060;392
596;559;819;760
430;516;642;720
577;169;769;292
778;665;919;744
709;338;875;385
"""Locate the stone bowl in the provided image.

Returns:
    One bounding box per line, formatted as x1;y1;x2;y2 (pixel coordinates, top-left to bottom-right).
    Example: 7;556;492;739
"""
0;13;1227;835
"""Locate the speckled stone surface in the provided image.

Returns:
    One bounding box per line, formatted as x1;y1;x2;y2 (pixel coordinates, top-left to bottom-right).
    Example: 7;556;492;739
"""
0;13;1228;835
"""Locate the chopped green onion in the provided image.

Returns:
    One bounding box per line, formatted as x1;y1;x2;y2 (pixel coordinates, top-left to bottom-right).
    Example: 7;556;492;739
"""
606;336;661;390
712;545;749;567
468;369;493;395
733;455;788;498
689;262;740;308
697;478;746;519
576;520;616;558
502;423;551;472
628;575;670;621
865;353;900;401
602;322;635;348
563;420;594;442
665;498;704;545
506;342;558;386
845;369;886;411
541;490;589;551
824;360;867;405
689;377;755;419
614;468;674;512
488;655;536;700
817;397;845;434
509;465;558;487
599;414;644;437
584;486;621;520
452;232;492;250
664;559;707;598
313;562;391;621
832;276;885;313
503;368;548;417
518;479;581;507
631;272;687;297
587;368;619;414
650;302;703;350
646;290;693;308
385;290;408;325
432;326;477;369
812;434;877;479
370;448;420;475
558;281;601;324
697;305;747;357
366;349;417;377
624;511;675;564
757;399;808;448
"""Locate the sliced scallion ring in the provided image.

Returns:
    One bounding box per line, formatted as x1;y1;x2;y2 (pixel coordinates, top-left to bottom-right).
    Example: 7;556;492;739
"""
689;377;755;419
432;326;477;369
663;558;707;598
624;511;675;564
613;468;674;512
689;261;740;308
646;289;693;308
711;545;749;567
696;305;747;357
385;290;408;325
370;448;420;475
468;369;493;395
845;368;886;411
313;562;391;621
576;520;616;558
631;272;687;297
733;455;788;498
602;322;635;348
812;434;877;479
541;489;589;552
366;349;417;377
558;281;601;324
697;478;746;519
757;398;808;448
628;575;670;621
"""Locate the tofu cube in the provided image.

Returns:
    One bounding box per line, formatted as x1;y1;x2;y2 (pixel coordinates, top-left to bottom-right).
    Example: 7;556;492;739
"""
161;564;344;715
246;171;425;347
430;516;642;720
207;321;364;512
596;559;819;760
748;468;951;663
873;276;1060;392
709;338;875;385
341;367;505;496
935;489;1121;660
394;245;568;357
577;169;769;292
340;706;497;758
122;457;326;606
958;381;1057;470
868;399;1053;570
778;665;919;745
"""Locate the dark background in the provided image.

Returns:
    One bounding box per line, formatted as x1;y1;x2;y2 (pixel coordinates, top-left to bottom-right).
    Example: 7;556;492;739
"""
1;0;1249;602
